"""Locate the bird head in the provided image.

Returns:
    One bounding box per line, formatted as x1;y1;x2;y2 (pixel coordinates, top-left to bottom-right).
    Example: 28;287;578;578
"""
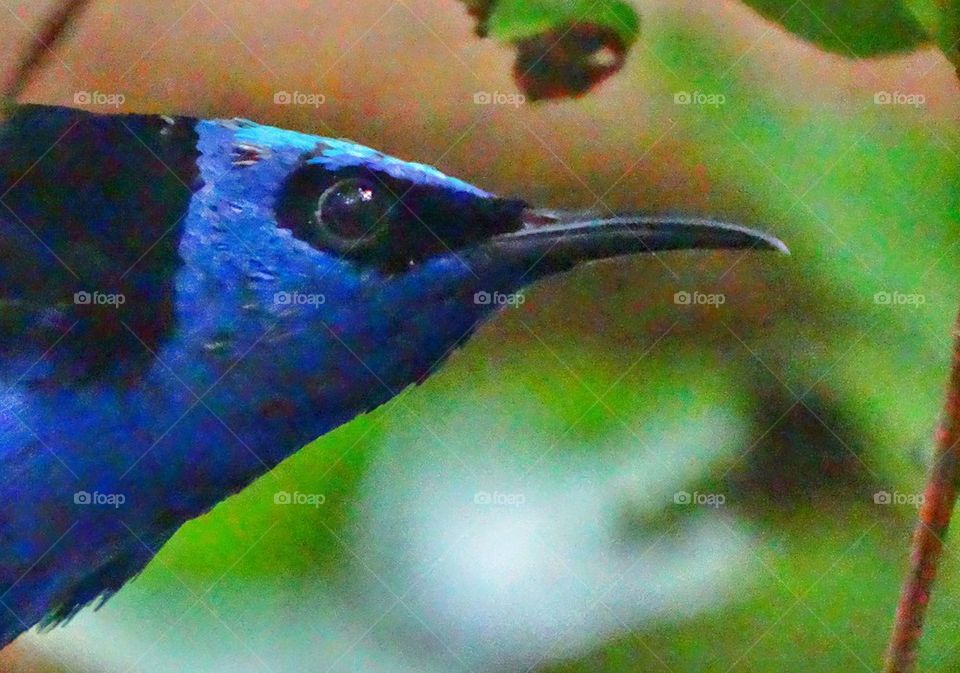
190;118;786;412
0;107;785;421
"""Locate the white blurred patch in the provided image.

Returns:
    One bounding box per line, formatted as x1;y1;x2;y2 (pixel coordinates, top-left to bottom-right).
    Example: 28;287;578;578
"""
351;389;757;670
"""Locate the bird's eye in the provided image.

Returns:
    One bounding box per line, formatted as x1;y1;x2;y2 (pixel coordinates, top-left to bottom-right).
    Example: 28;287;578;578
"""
313;178;395;251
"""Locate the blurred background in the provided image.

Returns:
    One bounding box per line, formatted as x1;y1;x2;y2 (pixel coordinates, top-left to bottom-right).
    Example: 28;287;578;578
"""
2;0;960;670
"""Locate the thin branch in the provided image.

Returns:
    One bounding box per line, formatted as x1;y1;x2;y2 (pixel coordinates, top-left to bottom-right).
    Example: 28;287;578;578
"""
884;310;960;672
2;0;93;101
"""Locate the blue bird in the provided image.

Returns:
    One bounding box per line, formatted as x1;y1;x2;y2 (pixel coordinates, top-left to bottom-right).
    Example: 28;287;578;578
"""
0;102;785;648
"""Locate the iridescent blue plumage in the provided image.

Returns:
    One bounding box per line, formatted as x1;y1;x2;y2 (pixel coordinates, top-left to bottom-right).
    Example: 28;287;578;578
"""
0;105;783;649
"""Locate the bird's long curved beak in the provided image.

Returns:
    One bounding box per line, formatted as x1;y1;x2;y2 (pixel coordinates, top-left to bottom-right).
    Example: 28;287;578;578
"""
485;208;788;269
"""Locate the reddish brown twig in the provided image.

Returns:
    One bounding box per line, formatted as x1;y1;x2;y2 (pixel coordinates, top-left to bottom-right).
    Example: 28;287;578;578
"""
2;0;92;101
884;311;960;672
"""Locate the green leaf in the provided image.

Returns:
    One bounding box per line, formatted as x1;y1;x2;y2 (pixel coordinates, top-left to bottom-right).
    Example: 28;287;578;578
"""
738;0;928;56
901;0;960;66
486;0;639;46
900;0;945;38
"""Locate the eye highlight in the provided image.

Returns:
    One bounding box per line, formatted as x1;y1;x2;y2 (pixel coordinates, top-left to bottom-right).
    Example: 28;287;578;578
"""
312;178;395;251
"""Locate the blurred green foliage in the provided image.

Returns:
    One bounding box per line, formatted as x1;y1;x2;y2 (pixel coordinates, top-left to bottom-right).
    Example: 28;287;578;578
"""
902;0;960;67
738;0;927;55
486;0;639;45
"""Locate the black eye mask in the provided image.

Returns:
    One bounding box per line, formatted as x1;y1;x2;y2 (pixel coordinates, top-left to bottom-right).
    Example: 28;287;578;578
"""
274;163;527;273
